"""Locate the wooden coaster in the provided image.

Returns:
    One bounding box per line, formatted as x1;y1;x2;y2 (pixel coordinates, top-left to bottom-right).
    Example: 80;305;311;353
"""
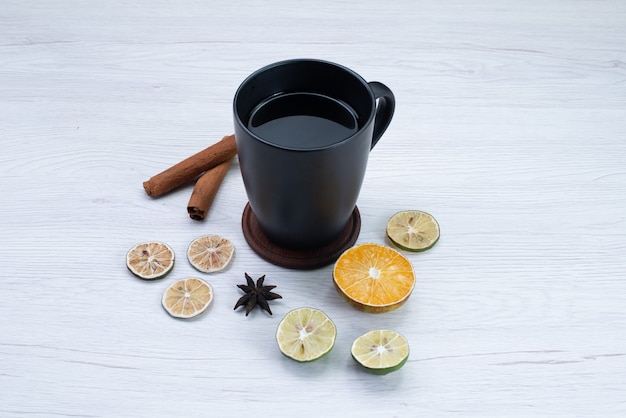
241;203;361;270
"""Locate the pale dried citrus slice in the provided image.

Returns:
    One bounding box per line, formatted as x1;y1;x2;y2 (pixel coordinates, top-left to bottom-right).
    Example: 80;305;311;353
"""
276;307;337;362
187;234;234;273
333;243;415;313
386;210;440;252
161;277;213;319
126;241;175;280
351;329;410;375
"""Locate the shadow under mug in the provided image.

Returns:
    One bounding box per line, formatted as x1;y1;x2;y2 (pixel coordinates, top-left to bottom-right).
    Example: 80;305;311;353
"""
234;59;395;250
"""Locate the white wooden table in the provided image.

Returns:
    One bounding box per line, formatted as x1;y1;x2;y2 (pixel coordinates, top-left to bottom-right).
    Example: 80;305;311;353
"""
2;0;625;416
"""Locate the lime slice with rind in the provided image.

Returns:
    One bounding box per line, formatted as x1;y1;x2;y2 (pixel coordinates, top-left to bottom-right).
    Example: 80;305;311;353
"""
276;307;336;362
386;210;440;252
187;234;234;273
162;277;213;319
126;241;175;280
351;329;409;375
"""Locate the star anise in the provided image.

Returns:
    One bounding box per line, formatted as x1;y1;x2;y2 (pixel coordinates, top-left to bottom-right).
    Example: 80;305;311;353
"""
234;273;282;316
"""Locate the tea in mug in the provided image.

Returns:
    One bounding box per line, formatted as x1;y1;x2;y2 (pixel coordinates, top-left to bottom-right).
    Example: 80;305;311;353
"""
247;92;359;149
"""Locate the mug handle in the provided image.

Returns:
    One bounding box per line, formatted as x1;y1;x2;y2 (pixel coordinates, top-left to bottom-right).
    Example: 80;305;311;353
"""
368;81;395;150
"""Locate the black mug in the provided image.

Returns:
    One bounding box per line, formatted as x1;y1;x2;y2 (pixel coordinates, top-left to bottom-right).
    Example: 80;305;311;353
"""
234;59;395;250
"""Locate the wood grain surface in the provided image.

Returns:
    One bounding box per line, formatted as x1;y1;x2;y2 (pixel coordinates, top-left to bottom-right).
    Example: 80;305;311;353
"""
2;0;625;416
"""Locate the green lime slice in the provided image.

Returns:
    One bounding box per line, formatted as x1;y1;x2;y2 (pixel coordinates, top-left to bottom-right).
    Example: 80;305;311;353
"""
386;210;440;252
276;307;336;362
351;329;409;375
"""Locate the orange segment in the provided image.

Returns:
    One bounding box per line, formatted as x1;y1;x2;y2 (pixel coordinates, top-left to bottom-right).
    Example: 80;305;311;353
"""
332;243;415;313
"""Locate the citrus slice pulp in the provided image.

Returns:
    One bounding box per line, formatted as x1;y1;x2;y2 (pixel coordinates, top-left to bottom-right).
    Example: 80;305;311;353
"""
276;307;337;362
126;241;175;280
333;243;415;313
187;234;234;273
351;329;410;375
386;210;440;252
162;277;213;319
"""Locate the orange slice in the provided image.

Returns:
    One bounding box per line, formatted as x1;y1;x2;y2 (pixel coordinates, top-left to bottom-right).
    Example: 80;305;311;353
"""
162;277;213;319
187;234;234;273
332;243;415;313
126;241;175;280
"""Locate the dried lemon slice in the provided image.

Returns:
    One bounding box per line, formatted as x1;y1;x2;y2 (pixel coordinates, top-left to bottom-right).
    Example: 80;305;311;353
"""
187;234;234;273
386;210;440;252
276;307;337;362
333;243;415;313
351;329;410;375
126;241;175;280
162;277;213;319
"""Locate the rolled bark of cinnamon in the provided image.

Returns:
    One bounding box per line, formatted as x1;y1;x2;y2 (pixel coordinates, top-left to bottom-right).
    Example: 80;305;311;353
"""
187;156;234;221
143;134;237;197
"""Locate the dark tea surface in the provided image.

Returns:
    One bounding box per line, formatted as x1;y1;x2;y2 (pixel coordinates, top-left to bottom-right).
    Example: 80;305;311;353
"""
248;92;358;149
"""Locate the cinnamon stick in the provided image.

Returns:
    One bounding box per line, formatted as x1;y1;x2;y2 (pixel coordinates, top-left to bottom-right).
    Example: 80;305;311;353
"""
143;134;237;197
187;157;234;221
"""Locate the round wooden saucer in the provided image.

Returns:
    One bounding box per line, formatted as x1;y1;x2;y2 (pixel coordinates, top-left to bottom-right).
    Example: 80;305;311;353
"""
241;203;361;270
